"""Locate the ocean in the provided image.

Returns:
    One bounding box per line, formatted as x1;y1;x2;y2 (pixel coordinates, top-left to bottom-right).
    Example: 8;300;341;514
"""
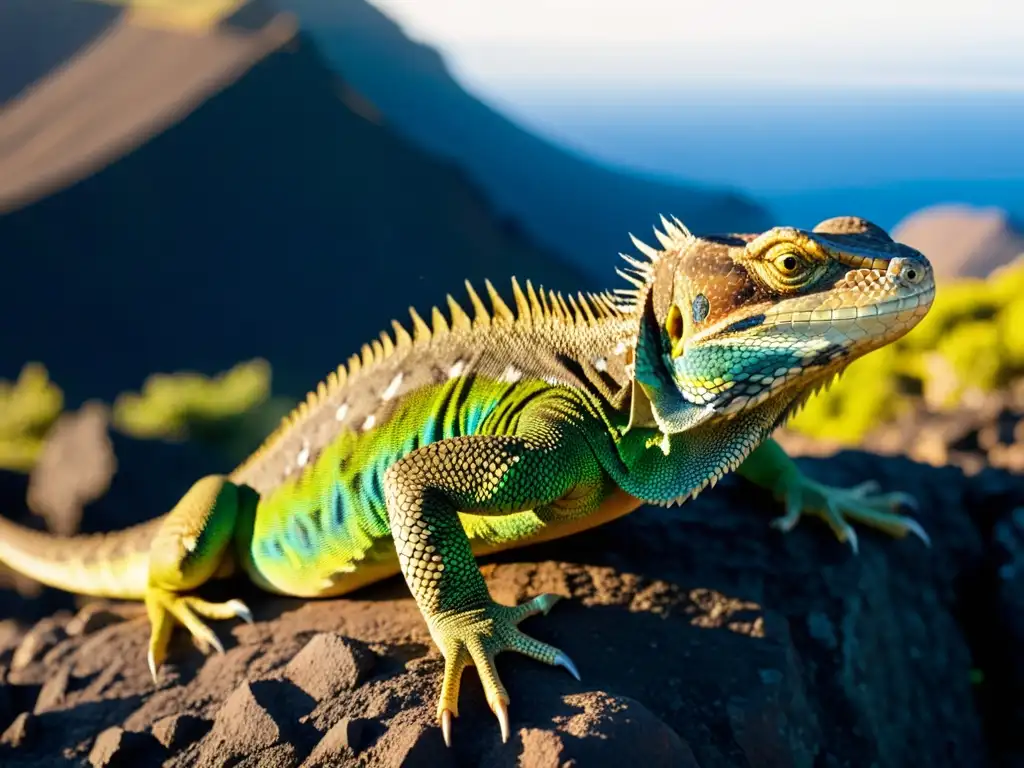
485;86;1024;230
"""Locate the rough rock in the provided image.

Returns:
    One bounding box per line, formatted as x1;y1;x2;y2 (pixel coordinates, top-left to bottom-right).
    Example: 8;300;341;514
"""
367;716;455;768
9;612;70;671
33;661;71;713
236;743;299;767
0;712;35;749
301;716;370;766
150;713;211;752
66;603;132;638
993;505;1024;763
282;632;375;701
195;680;292;765
26;401;117;536
87;726;163;767
516;728;564;768
0;449;1011;766
538;692;699;767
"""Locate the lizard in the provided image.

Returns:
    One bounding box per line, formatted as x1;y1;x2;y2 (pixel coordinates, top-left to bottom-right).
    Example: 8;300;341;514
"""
0;215;935;746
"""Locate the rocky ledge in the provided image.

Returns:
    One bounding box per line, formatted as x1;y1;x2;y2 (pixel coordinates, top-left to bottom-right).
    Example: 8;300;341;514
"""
1;451;1021;767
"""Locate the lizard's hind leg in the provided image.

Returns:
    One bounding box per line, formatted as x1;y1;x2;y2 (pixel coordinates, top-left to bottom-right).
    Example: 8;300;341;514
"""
144;475;255;682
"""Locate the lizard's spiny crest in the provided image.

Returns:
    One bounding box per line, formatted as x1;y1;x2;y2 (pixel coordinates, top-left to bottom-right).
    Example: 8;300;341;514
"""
614;214;693;310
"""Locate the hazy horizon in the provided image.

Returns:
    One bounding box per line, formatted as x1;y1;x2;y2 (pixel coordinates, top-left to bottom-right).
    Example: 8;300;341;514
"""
369;0;1024;94
364;1;1024;229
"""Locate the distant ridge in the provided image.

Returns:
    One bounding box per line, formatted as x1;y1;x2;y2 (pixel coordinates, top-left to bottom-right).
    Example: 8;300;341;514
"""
0;0;584;410
892;204;1024;280
0;1;294;213
278;0;773;278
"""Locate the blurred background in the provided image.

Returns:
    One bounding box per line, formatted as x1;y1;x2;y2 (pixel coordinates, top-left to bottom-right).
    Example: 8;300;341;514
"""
0;0;1022;574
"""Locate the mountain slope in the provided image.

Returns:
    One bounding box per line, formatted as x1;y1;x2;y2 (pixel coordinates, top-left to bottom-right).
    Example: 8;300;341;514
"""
892;204;1024;280
0;1;585;407
277;0;773;278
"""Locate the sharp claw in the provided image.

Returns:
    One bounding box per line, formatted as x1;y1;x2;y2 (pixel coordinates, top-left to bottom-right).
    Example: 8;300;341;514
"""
903;518;932;547
227;599;254;624
554;650;581;681
441;709;453;748
892;492;919;513
846;526;860;555
539;593;561;615
492;698;510;743
207;632;225;655
770;513;798;533
147;649;159;685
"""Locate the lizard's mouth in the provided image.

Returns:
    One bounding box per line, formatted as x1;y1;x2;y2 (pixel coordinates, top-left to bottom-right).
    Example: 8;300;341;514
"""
760;282;935;346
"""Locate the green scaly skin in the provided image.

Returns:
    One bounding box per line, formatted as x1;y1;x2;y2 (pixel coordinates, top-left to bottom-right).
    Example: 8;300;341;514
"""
0;215;935;745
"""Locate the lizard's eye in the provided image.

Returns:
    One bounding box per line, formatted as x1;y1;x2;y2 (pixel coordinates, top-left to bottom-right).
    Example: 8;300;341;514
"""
774;252;802;275
768;250;813;285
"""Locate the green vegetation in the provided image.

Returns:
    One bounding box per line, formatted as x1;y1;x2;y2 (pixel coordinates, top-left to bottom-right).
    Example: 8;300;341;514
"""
0;364;64;472
789;258;1024;443
1;358;284;476
112;358;272;443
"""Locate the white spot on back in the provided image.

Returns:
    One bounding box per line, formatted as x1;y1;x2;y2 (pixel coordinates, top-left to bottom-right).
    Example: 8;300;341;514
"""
382;372;403;401
296;441;311;467
448;359;466;379
614;341;627;355
335;403;349;421
594;357;608;372
500;365;523;383
362;414;377;431
182;536;197;553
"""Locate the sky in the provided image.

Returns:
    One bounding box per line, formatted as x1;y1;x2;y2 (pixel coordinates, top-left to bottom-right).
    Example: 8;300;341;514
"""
369;0;1024;96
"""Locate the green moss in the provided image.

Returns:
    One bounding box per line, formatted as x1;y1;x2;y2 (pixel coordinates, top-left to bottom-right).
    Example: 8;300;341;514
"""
0;363;64;472
788;257;1024;443
112;358;271;442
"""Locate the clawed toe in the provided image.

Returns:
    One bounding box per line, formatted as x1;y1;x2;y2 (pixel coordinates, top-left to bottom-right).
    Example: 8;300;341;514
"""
432;594;578;746
554;650;580;681
144;588;254;684
773;475;929;550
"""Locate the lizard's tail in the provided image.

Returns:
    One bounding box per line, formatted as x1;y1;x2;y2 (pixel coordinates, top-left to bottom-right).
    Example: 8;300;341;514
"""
0;513;161;600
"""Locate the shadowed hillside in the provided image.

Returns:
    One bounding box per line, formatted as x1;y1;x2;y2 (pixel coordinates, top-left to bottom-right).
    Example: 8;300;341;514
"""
277;0;773;278
0;0;122;106
0;1;585;409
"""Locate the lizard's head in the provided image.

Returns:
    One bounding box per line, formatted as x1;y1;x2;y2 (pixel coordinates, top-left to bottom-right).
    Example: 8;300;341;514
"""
622;215;935;436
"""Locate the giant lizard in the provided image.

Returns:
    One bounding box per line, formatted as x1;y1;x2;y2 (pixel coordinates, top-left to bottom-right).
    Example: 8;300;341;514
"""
0;215;934;745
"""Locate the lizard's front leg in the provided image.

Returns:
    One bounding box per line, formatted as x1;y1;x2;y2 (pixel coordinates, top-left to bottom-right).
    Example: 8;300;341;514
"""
383;417;603;746
145;475;257;681
737;438;929;553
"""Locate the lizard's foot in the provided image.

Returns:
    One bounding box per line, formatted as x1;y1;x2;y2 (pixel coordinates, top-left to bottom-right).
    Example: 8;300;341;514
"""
771;475;930;554
432;592;579;747
145;587;253;682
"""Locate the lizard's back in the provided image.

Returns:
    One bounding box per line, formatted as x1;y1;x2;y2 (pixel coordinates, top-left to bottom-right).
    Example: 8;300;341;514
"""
229;281;634;598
